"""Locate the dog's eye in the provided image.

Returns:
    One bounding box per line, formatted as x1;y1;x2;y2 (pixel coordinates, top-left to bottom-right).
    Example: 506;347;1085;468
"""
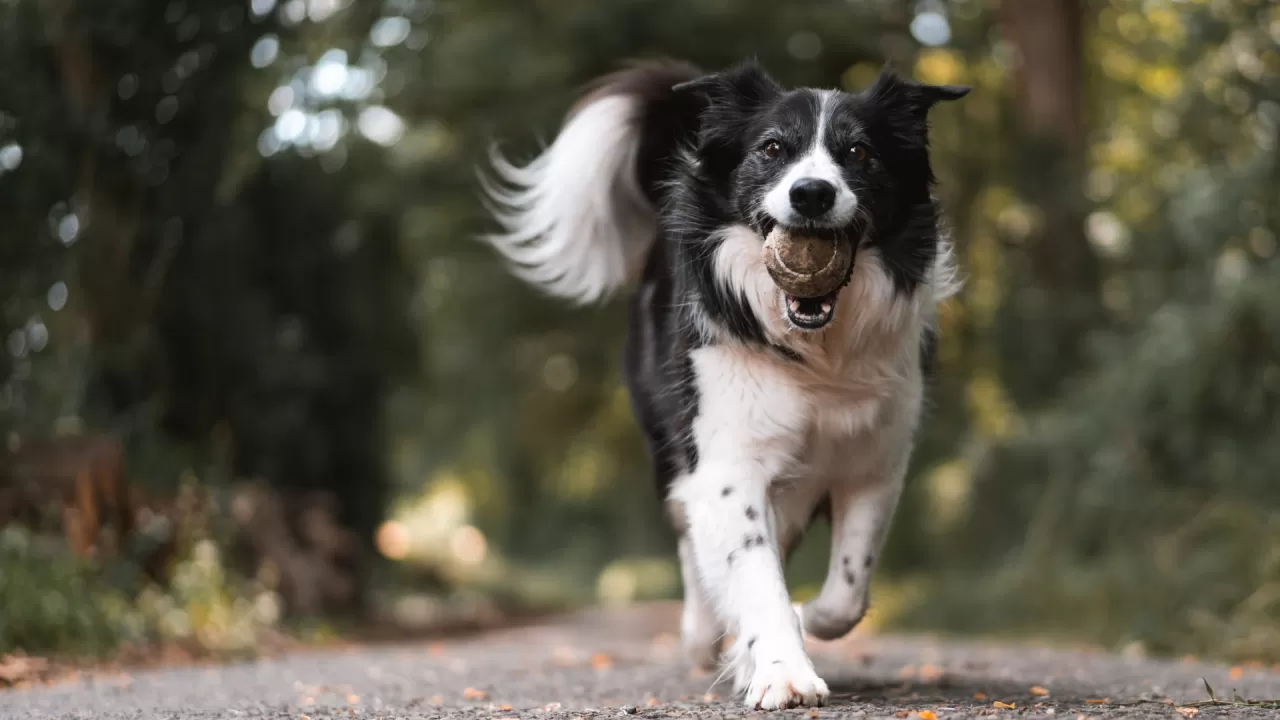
848;144;868;163
762;140;782;159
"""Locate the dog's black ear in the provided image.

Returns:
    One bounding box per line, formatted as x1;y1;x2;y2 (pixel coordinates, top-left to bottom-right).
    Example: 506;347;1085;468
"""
865;65;969;148
672;59;782;112
672;60;782;173
867;65;970;113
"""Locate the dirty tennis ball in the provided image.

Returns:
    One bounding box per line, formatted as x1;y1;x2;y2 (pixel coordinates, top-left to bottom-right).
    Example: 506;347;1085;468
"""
762;227;853;298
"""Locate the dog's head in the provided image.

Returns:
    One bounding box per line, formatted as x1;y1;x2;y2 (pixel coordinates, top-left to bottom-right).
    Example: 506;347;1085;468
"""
674;62;968;330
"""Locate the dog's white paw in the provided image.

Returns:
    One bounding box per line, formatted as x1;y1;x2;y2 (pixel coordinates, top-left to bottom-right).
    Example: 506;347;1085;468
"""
744;656;829;710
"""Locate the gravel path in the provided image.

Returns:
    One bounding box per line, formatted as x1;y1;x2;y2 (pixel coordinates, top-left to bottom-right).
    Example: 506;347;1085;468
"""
4;602;1279;719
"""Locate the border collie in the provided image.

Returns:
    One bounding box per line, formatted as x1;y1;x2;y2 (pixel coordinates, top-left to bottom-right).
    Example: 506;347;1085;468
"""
480;59;968;710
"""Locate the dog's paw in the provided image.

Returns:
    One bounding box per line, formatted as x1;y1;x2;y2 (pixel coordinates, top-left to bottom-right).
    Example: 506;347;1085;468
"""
744;657;829;710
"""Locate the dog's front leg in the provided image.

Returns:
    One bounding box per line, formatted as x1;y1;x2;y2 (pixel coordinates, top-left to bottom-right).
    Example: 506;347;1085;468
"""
668;347;828;710
800;476;903;639
801;399;918;640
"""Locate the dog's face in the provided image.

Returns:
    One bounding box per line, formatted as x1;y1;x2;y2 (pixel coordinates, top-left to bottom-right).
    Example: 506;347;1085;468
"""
675;63;968;330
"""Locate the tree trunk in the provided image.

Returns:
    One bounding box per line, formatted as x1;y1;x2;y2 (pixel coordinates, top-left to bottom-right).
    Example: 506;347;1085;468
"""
998;0;1101;407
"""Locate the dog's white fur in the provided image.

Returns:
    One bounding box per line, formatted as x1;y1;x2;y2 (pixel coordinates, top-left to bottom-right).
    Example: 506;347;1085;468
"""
482;81;959;710
480;95;653;304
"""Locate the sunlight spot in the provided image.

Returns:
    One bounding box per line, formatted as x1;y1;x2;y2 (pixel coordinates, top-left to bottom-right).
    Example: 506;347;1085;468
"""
258;128;282;157
449;525;487;567
267;85;294;116
311;49;349;97
57;214;80;245
911;11;952;47
27;320;48;353
250;34;279;68
250;0;277;18
357;106;404;146
47;282;68;312
280;0;306;26
0;144;22;171
275;109;307;142
370;16;411;48
376;521;411;560
597;565;638;606
542;354;578;392
786;32;822;61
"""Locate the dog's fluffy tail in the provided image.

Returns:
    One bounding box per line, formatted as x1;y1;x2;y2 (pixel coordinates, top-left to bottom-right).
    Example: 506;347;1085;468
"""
480;61;703;305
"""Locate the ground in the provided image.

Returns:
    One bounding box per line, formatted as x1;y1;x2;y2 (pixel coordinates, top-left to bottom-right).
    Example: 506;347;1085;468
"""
4;602;1279;719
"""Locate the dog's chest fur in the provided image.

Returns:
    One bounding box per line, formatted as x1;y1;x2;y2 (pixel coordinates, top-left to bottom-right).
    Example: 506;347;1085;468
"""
710;224;926;456
694;224;929;512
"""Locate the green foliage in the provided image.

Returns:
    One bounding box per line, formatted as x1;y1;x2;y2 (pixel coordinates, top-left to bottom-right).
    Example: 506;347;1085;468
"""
899;0;1280;661
0;527;131;656
0;507;283;658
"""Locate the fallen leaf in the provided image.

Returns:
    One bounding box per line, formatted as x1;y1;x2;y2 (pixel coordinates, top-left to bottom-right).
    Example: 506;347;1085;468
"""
702;692;720;702
498;704;513;710
300;716;311;720
917;711;939;720
808;712;819;719
346;694;359;704
1030;686;1049;696
919;664;943;682
993;701;1016;709
1230;666;1244;680
645;697;659;707
1084;698;1110;704
591;652;613;670
0;655;49;686
1174;707;1198;718
463;687;488;700
973;692;987;700
553;646;578;666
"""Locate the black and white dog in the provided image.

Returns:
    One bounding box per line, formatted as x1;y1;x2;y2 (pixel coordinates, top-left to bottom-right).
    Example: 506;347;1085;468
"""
480;59;967;710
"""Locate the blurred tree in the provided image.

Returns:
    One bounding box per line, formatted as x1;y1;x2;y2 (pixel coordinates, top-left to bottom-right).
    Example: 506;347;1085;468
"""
998;0;1102;406
0;0;417;617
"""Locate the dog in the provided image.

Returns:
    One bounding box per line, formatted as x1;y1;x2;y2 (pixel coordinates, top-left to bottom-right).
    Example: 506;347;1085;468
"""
479;58;968;710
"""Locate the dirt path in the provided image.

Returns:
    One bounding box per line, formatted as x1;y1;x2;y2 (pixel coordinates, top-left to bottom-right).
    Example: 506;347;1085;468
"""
4;602;1278;718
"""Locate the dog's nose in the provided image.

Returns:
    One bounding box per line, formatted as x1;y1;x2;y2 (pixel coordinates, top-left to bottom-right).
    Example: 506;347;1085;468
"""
789;178;837;219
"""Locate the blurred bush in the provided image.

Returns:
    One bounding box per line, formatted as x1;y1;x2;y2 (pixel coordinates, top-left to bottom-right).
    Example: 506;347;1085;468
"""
0;480;283;658
0;526;129;656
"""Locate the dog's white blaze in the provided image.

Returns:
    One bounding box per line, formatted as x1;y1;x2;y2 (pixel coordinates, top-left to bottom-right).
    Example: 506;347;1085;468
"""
480;95;654;305
762;91;858;227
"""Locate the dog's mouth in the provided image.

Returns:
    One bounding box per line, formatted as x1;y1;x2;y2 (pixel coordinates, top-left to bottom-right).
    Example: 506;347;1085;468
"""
783;290;838;330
